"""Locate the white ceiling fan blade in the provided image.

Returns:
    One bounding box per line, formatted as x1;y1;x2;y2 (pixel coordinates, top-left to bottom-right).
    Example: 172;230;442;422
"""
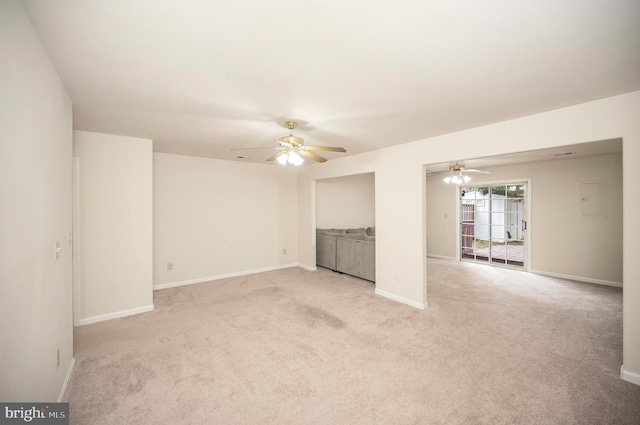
303;146;346;152
425;170;450;177
230;146;282;151
266;151;287;162
299;150;327;163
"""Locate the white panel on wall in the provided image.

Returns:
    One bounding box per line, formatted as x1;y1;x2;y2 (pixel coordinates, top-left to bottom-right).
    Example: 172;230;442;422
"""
578;181;606;220
316;173;375;229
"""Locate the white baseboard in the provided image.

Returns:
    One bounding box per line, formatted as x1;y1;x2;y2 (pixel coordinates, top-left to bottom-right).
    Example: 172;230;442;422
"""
297;263;317;272
621;365;640;386
427;254;457;261
375;288;426;310
153;263;303;291
77;304;155;326
57;357;75;401
531;270;622;288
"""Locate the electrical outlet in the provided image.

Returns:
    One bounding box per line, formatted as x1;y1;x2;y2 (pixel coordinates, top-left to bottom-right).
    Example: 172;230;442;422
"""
56;348;60;368
167;262;173;270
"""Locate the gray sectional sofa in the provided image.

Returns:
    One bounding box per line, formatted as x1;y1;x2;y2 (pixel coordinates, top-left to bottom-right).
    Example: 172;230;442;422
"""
316;227;375;282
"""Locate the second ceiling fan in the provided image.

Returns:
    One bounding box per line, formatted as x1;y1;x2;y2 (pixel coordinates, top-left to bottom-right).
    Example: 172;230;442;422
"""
429;163;493;184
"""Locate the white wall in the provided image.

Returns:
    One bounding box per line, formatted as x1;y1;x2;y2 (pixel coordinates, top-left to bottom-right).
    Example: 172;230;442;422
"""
0;0;73;401
73;131;153;323
316;173;375;229
297;91;640;382
425;173;458;260
153;153;299;287
426;152;623;285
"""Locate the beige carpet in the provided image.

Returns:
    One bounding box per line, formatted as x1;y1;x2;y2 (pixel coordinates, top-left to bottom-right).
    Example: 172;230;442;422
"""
66;259;640;424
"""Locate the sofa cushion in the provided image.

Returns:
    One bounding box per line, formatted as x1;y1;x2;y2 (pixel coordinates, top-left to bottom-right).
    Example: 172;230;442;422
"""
366;227;375;236
336;237;375;282
317;228;347;235
346;227;367;235
341;233;368;241
316;234;338;270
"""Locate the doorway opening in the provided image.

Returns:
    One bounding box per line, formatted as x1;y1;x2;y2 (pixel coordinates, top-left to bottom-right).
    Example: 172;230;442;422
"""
314;173;376;282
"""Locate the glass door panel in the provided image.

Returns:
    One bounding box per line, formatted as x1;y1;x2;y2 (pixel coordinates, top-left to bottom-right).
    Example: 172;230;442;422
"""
460;182;526;268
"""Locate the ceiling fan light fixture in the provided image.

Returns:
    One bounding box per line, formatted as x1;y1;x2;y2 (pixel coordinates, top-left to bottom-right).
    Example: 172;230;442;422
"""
443;172;471;184
276;149;304;166
287;150;304;166
276;154;288;165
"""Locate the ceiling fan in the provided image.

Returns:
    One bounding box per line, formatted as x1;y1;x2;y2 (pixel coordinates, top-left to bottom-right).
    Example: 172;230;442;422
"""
231;121;347;166
431;163;492;184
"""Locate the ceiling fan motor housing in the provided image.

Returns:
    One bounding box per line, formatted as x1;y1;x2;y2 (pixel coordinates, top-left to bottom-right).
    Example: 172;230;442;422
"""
278;135;304;147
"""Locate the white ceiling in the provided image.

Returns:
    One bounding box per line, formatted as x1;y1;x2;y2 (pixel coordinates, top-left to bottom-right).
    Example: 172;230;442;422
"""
22;0;640;165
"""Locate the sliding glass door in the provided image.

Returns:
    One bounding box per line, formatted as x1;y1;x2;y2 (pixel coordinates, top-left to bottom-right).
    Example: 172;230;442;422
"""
460;183;526;268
